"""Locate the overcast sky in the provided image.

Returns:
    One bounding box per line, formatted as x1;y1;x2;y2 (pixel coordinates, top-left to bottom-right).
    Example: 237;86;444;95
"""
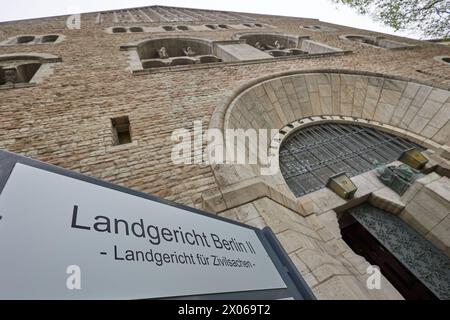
0;0;423;39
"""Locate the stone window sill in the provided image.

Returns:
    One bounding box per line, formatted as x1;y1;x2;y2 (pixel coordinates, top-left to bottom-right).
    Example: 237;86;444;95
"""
132;50;352;75
0;82;36;90
106;140;139;152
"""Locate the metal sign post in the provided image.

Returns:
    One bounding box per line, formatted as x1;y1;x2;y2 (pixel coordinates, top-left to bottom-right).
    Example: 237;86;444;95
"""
0;150;315;300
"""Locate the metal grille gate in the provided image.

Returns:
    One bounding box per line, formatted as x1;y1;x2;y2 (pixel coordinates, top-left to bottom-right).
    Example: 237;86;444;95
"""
279;123;424;197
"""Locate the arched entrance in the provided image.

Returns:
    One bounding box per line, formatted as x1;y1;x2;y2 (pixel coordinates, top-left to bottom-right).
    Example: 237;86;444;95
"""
206;70;450;300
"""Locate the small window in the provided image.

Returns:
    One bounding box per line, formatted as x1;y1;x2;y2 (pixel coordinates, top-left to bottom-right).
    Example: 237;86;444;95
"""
129;27;143;33
218;25;229;29
112;27;127;33
243;23;253;28
41;35;59;43
17;36;35;44
444;58;450;63
205;24;217;30
111;116;132;145
177;26;189;31
254;24;263;28
163;26;175;31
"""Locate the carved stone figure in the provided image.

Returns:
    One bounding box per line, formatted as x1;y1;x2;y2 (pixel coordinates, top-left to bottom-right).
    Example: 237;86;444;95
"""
254;41;264;50
274;40;283;50
3;68;18;84
157;47;169;59
183;47;196;57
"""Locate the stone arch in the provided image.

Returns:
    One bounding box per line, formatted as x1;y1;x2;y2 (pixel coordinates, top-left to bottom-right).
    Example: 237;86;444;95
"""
208;69;449;200
203;69;450;300
0;53;61;88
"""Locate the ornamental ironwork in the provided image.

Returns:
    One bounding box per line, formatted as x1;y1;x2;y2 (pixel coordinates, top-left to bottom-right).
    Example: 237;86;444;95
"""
279;123;424;197
348;203;450;300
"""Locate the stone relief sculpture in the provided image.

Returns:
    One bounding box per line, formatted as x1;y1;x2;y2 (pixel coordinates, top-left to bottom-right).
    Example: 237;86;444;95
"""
274;40;284;50
254;42;265;50
266;40;284;50
183;47;196;57
157;47;169;59
135;39;223;69
2;68;17;84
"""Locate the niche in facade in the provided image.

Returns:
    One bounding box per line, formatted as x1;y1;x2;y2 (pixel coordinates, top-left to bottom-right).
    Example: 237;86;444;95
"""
17;36;35;44
0;34;63;46
0;53;61;89
135;38;222;70
341;34;413;49
236;33;342;56
41;35;59;43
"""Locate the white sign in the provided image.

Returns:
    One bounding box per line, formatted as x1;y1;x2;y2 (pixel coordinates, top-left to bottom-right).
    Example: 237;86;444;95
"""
0;164;286;299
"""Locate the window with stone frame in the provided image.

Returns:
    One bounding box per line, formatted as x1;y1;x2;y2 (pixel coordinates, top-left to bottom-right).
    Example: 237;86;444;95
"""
111;116;132;145
0;34;63;46
235;33;343;56
340;34;413;49
130;37;222;70
0;53;61;89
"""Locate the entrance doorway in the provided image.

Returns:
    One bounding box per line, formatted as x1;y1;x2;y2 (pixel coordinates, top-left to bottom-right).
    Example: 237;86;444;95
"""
341;218;436;299
340;203;450;300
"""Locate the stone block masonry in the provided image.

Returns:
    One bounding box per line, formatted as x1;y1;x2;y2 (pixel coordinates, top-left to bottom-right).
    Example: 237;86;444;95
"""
1;6;450;300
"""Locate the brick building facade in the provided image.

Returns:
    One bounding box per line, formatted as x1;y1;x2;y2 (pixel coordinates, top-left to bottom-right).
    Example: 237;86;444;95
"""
1;6;449;299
